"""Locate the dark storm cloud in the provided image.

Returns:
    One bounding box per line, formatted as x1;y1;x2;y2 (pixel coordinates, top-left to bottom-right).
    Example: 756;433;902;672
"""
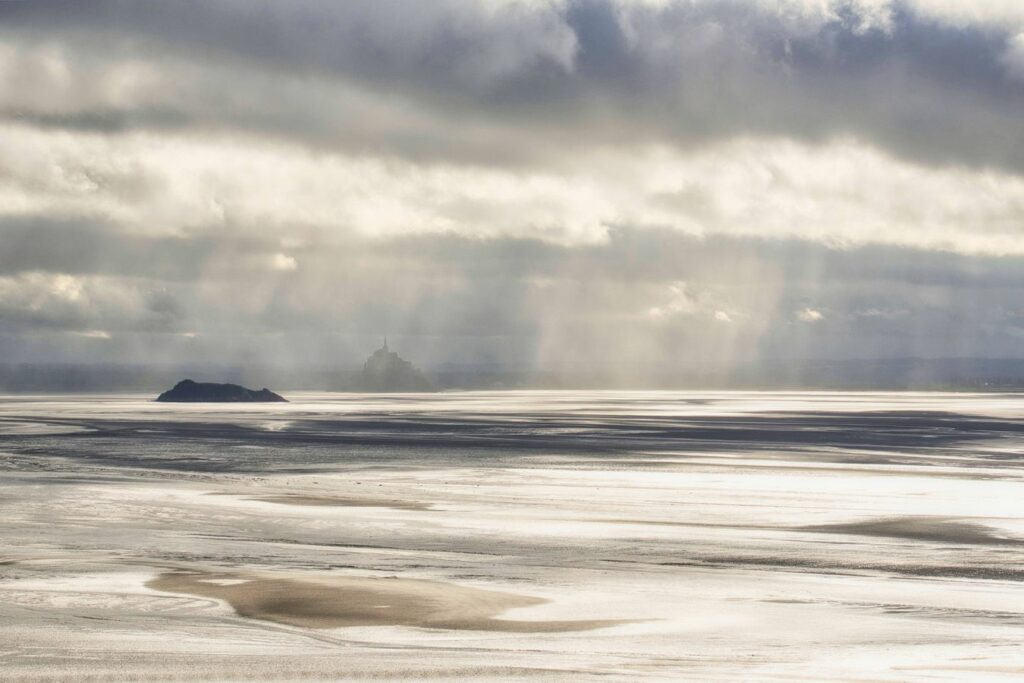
0;271;187;336
1;0;1023;169
0;216;267;280
7;107;191;134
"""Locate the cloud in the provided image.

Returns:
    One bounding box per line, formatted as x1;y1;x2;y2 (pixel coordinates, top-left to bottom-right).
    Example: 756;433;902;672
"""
3;222;1022;371
797;307;825;322
1;1;1024;171
271;253;298;272
71;329;112;339
4;125;1024;255
646;282;698;319
2;1;1024;373
0;272;185;335
1001;33;1024;81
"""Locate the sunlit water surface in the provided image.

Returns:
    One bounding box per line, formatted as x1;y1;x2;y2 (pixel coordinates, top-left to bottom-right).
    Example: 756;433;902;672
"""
1;391;1023;681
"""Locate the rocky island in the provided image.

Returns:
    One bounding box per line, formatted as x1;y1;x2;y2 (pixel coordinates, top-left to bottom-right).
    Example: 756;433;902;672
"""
356;339;434;392
156;379;287;403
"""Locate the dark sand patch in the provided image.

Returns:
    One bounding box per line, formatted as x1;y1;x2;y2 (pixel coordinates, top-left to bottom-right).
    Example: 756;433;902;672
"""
253;494;432;511
146;570;626;632
803;516;1023;546
208;492;431;511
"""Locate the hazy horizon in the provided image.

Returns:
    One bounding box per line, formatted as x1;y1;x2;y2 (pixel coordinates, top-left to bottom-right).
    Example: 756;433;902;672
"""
9;355;1024;392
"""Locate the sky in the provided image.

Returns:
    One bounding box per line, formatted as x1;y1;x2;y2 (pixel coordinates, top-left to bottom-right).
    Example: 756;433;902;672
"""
2;0;1024;381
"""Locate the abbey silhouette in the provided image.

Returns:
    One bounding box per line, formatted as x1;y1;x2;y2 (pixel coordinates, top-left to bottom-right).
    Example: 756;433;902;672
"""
356;339;433;392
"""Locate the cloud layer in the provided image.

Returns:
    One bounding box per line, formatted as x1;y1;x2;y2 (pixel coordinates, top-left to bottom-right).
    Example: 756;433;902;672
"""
2;0;1024;376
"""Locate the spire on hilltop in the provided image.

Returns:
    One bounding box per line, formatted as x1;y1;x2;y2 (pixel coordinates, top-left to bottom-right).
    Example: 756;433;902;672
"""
358;338;434;392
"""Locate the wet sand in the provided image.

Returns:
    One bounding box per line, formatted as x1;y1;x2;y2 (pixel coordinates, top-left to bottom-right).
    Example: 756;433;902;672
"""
804;516;1024;546
2;391;1024;681
147;570;624;632
210;492;432;511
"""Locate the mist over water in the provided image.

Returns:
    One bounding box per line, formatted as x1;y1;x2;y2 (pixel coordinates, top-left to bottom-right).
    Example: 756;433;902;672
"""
2;391;1023;680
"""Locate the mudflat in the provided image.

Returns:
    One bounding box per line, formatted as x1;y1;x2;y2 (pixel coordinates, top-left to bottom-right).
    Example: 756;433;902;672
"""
5;391;1024;680
254;494;431;511
803;516;1024;546
211;492;432;511
146;570;625;632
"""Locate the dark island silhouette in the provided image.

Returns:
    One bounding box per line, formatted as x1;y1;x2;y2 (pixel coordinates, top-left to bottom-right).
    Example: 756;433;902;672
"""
156;379;287;403
356;339;434;392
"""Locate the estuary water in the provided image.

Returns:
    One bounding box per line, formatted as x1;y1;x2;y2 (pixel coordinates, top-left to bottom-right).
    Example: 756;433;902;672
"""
1;391;1023;681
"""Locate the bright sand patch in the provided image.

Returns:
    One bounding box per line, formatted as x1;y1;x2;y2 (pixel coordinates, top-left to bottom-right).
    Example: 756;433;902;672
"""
146;570;625;632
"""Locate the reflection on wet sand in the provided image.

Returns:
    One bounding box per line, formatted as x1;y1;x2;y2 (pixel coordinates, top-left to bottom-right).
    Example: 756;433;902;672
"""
3;391;1024;680
804;516;1024;546
210;492;432;511
147;570;626;632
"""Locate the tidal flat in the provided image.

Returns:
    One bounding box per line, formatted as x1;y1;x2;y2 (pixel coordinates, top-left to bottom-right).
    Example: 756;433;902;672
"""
1;391;1023;681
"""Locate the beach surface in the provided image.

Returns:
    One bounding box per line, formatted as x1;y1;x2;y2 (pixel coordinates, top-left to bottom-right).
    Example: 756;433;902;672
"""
1;391;1023;680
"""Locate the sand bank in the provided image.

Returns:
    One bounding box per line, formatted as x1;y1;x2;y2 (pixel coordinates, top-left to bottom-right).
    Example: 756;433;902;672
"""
147;570;625;632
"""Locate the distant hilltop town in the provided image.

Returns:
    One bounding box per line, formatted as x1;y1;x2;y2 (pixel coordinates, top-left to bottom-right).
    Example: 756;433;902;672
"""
356;339;434;392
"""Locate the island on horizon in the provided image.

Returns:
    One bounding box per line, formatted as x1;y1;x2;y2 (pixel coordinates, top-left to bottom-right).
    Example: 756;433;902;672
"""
156;379;288;403
356;339;434;392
